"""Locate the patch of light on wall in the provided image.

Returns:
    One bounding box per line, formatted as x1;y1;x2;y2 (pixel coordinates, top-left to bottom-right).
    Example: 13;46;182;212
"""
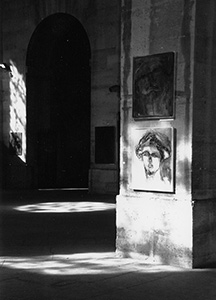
14;201;116;213
0;252;184;276
9;60;26;162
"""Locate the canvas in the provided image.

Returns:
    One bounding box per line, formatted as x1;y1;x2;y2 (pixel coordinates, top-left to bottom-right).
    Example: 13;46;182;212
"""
131;127;174;193
133;52;175;119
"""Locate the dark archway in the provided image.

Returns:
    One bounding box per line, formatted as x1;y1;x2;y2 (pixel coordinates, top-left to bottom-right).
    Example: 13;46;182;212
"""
26;13;91;189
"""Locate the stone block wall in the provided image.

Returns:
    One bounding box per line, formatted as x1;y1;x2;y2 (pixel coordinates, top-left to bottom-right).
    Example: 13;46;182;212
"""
193;1;216;196
117;0;216;268
117;194;193;267
192;1;216;267
89;1;120;194
0;0;120;193
117;0;195;267
193;200;216;267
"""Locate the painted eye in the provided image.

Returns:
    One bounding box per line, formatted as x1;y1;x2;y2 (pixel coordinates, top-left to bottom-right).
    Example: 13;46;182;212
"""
151;153;160;158
143;151;150;157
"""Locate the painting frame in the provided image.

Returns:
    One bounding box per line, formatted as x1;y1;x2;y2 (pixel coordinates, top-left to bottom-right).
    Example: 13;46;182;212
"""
132;52;175;120
131;127;175;193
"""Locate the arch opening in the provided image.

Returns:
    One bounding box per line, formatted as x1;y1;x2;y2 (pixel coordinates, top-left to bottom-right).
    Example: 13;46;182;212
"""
26;13;91;189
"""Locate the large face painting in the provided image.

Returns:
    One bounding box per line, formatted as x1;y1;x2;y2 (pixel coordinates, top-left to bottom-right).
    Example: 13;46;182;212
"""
133;52;175;119
131;127;174;193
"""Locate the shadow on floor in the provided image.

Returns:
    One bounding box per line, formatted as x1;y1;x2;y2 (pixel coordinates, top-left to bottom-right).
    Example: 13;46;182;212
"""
0;189;116;257
1;190;216;299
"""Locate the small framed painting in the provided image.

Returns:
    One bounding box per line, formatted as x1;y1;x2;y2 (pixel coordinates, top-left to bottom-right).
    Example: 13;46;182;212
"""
133;52;175;120
131;127;175;193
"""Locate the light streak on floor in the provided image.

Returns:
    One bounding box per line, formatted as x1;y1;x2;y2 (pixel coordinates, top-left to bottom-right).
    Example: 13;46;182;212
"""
14;202;116;213
0;252;185;276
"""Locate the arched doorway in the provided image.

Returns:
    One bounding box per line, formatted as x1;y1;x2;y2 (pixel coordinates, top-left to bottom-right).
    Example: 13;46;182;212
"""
26;13;91;189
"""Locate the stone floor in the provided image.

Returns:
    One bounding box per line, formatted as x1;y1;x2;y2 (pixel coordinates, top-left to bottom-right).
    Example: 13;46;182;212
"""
0;189;216;300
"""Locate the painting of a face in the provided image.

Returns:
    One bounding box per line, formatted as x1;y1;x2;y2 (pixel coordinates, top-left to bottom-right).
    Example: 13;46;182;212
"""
131;127;174;193
142;145;161;176
133;52;175;119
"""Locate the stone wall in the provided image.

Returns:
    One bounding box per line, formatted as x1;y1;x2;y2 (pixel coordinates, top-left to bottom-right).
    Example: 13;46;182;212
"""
117;0;216;268
0;0;120;193
88;1;120;194
117;194;193;267
117;0;195;267
192;1;216;267
0;0;3;188
193;200;216;267
193;1;216;197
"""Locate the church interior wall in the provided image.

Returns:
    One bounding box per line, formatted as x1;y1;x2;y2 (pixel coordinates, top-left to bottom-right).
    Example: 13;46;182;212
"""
192;0;216;267
117;0;195;267
0;0;120;193
1;0;216;268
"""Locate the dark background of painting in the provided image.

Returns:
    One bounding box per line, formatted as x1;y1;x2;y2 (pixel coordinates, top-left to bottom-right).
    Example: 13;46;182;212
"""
133;52;175;119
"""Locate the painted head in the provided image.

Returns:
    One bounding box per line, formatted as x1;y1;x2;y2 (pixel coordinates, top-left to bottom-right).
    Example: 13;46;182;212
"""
135;130;171;178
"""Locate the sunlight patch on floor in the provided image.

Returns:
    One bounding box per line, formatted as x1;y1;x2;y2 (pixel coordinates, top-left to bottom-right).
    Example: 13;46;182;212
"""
14;202;116;213
0;252;185;275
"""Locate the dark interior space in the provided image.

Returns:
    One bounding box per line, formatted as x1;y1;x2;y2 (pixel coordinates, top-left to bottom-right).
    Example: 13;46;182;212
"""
26;13;91;189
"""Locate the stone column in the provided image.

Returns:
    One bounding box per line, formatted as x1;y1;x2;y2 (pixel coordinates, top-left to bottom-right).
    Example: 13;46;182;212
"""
116;0;209;268
192;1;216;267
0;1;3;189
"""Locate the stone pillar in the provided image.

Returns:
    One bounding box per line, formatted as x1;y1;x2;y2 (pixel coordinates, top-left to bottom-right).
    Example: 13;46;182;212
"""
116;0;216;268
192;1;216;267
0;1;3;189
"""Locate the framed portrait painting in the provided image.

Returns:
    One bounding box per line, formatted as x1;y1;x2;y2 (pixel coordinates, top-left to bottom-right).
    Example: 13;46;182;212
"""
132;52;175;120
131;127;175;193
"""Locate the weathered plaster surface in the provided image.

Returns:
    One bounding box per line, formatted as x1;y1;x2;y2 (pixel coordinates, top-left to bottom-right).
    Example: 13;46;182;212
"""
117;0;195;267
117;194;192;267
